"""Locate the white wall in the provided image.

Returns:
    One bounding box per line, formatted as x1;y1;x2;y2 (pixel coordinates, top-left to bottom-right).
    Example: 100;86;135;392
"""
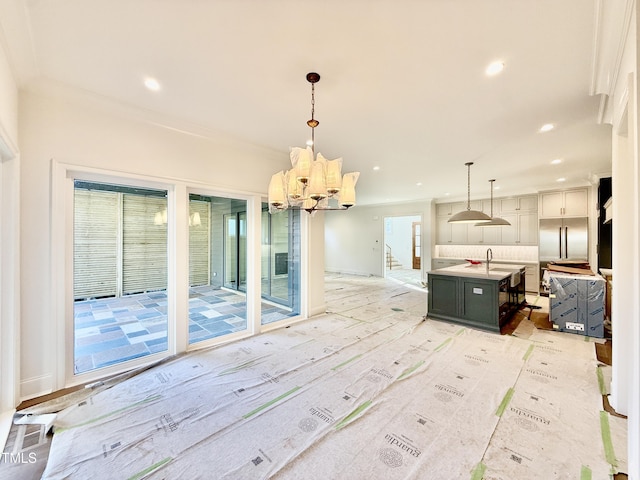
17;86;299;398
307;213;326;317
0;34;20;444
0;46;17;143
325;201;433;279
602;3;640;478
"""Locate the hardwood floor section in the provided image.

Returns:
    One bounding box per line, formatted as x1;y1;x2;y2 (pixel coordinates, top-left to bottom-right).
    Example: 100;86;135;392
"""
16;384;86;410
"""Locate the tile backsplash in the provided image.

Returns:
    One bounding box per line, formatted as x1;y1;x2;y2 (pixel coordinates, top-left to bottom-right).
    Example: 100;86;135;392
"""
436;245;538;262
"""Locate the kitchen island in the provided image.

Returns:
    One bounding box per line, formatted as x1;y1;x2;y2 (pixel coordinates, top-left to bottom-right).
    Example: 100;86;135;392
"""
427;263;526;333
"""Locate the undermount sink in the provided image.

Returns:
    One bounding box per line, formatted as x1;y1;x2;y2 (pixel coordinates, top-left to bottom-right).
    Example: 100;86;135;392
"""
489;267;517;272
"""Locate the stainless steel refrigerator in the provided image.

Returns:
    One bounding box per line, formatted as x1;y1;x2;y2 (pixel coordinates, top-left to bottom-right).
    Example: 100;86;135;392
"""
539;217;589;292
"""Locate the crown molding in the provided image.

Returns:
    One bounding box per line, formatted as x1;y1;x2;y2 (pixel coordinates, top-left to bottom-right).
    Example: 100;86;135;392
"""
0;0;39;85
591;0;635;125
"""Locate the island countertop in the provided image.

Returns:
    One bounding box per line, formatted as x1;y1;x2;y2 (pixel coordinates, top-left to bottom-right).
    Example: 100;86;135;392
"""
428;263;527;281
427;263;527;333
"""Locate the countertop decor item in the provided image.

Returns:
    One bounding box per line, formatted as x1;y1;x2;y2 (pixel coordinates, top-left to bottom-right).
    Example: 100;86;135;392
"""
268;72;360;214
448;162;492;224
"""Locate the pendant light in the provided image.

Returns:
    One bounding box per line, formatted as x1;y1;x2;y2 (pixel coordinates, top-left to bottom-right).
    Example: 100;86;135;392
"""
448;162;492;223
475;179;511;227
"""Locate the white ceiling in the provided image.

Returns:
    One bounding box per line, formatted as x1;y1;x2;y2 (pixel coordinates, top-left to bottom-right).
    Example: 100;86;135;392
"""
1;0;613;206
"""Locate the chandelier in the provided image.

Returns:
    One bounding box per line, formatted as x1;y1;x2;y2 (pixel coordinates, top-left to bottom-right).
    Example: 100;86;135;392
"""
268;72;359;214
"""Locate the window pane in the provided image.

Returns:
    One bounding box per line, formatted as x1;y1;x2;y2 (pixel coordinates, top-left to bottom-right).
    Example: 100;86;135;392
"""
261;205;300;325
188;195;248;345
73;181;168;374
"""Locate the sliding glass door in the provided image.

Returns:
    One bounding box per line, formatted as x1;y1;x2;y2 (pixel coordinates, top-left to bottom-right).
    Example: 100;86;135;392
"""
223;211;247;292
188;195;249;345
260;204;300;324
71;178;302;373
73;181;168;374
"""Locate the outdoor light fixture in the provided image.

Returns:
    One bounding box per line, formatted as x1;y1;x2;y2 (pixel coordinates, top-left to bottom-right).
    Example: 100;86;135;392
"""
448;162;492;223
268;72;359;214
475;179;511;227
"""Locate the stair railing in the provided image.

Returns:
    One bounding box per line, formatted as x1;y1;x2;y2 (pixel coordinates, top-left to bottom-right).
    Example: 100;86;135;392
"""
385;244;392;270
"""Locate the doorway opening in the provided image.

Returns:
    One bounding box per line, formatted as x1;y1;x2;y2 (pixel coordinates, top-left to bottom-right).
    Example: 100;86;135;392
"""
187;195;250;345
383;215;423;288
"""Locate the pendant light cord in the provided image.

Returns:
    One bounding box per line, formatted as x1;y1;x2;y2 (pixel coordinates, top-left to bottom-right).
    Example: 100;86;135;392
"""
489;179;494;216
465;162;473;211
467;164;470;210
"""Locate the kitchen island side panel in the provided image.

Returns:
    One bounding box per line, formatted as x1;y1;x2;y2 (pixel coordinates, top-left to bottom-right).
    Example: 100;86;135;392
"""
427;273;502;333
461;278;498;327
428;276;459;317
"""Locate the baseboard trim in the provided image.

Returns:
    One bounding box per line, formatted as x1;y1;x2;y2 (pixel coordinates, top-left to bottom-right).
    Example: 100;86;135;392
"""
20;375;54;402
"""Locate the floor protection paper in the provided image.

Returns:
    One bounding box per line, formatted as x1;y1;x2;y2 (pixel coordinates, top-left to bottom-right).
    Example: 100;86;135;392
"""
26;274;624;479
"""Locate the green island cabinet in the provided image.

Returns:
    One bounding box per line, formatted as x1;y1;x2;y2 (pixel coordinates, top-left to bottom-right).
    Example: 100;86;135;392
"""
427;264;526;333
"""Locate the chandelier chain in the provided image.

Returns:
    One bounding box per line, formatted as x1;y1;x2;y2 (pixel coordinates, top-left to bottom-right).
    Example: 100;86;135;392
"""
310;82;316;153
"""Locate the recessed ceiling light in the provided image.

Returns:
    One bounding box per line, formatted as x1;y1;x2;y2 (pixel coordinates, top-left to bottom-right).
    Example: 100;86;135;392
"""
306;139;314;146
551;158;562;165
557;177;566;182
373;166;380;171
539;123;554;132
494;185;501;190
144;77;161;91
445;192;450;196
416;182;423;186
485;61;505;76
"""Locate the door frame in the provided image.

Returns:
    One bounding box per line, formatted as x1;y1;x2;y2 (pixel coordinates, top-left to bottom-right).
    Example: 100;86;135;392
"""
0;128;20;443
412;221;421;269
382;214;423;278
53;163;179;388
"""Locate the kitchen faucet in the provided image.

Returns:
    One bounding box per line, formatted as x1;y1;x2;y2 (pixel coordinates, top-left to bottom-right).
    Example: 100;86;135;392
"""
486;248;493;272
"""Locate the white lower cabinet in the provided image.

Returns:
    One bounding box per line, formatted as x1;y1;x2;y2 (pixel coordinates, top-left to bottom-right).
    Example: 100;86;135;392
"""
523;265;539;293
431;258;467;270
493;262;539;293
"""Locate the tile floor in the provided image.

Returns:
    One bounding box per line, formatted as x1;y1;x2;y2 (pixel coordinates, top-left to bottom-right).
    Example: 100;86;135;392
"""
74;286;296;374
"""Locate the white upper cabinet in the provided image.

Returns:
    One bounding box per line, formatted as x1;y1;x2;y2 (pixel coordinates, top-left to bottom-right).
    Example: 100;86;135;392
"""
500;195;538;213
539;188;588;218
435;194;538;245
517;195;538;211
517;211;539;244
499;197;518;213
436;202;466;216
436;216;468;244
